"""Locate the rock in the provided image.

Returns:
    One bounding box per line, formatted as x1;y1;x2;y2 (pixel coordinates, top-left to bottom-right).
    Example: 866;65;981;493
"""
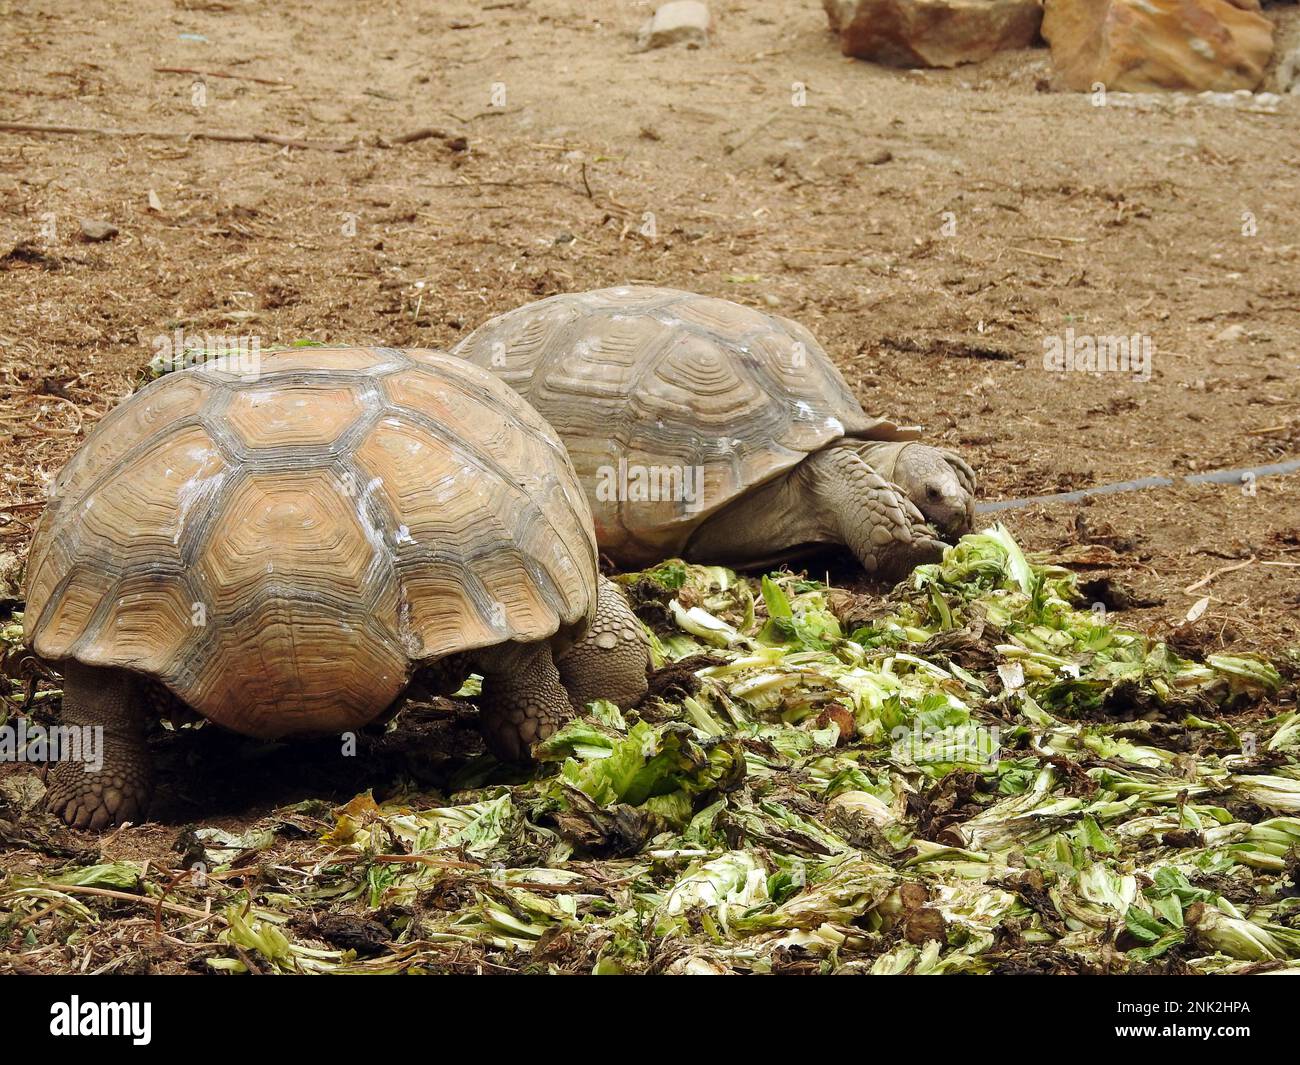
1042;0;1275;93
823;0;1043;68
78;219;118;242
638;1;711;50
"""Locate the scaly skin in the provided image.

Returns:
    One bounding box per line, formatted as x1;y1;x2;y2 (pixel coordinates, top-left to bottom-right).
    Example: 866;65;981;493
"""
684;443;944;579
476;641;575;762
45;661;153;830
801;446;945;580
479;577;650;759
556;576;649;710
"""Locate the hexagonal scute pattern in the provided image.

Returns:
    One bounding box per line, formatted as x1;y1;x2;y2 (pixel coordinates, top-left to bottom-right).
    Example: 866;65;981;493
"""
451;286;917;565
24;348;599;737
225;384;365;450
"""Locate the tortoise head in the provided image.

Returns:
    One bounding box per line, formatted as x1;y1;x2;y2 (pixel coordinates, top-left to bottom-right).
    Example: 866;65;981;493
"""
890;445;976;540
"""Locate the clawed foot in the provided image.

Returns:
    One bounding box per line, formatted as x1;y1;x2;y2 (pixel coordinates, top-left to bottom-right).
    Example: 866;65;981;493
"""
480;707;557;763
46;765;151;830
876;534;945;582
476;642;574;764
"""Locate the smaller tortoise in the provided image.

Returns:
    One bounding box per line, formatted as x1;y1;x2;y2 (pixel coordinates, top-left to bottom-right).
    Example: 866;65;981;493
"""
453;287;976;576
24;347;649;829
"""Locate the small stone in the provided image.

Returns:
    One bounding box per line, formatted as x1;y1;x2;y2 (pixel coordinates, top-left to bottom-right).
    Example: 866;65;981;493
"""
815;704;857;744
638;1;711;51
78;219;119;242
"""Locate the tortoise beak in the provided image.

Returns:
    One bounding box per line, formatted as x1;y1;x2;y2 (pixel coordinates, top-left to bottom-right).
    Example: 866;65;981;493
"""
955;496;976;537
940;495;975;540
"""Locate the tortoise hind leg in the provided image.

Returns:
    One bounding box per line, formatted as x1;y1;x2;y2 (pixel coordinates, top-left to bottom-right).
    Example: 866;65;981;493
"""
45;661;153;830
556;576;649;710
475;642;574;762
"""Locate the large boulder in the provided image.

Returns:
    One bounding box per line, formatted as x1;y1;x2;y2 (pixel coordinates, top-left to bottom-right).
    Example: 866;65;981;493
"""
823;0;1043;69
1042;0;1275;92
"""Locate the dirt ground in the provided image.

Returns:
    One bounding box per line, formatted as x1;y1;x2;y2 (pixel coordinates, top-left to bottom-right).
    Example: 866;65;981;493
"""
1;0;1299;966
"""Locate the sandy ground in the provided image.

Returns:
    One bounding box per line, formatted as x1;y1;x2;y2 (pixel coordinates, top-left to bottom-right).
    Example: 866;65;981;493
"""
1;0;1299;960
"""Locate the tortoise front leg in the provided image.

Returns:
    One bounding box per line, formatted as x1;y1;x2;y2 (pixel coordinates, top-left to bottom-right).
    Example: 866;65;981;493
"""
475;641;574;762
45;661;153;830
801;445;945;581
556;576;649;711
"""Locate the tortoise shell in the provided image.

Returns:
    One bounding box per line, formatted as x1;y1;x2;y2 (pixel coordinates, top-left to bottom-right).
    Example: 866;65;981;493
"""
453;286;918;565
23;347;597;738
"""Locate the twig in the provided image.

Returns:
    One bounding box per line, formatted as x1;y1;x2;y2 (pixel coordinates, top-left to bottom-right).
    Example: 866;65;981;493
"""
374;126;450;148
1183;556;1255;593
152;66;290;87
3;120;469;154
1012;247;1066;263
372;854;481;869
34;884;213;919
16;899;69;929
0;121;356;152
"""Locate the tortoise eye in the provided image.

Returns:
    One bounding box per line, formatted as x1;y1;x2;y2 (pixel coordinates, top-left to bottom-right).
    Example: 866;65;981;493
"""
926;485;942;502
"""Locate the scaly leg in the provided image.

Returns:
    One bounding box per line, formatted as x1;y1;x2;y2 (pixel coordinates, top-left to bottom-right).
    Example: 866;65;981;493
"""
45;661;153;830
556;576;649;710
475;641;574;762
801;445;945;580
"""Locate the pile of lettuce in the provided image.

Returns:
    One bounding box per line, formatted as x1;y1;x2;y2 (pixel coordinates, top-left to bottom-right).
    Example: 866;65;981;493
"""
3;526;1298;974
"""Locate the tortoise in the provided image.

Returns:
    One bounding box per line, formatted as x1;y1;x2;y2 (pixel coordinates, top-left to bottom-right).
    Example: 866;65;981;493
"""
23;346;649;829
452;287;976;576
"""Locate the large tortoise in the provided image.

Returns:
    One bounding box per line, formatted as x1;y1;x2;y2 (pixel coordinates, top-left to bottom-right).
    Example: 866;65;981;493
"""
24;346;648;829
453;287;976;576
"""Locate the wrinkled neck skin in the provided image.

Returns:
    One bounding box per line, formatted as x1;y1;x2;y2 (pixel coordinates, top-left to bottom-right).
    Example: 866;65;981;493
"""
683;456;840;571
